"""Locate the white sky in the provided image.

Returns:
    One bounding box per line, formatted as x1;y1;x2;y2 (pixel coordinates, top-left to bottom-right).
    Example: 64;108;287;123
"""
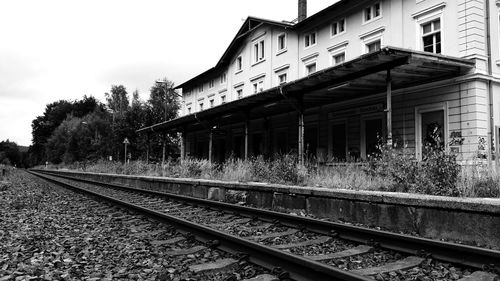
0;0;337;146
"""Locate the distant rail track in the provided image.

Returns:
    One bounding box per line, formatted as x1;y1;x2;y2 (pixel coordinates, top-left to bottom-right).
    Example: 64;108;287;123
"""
30;169;500;281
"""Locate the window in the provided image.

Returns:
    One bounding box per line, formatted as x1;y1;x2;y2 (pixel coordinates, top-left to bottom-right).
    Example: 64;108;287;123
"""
366;40;381;53
199;103;204;111
364;2;382;23
221;95;226;104
252;80;264;94
237;89;243;99
415;103;447;160
328;42;348;66
187;107;192;114
306;62;316;74
331;19;346;36
422;19;441;54
333;52;345;65
236;56;242;72
220;72;227;84
304;32;316;48
209;99;214;108
277;33;287;52
278;73;287;84
198;84;204;92
253;39;265;64
209;79;214;89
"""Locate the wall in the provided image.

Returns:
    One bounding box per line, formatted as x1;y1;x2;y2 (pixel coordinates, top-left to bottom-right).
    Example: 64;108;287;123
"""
42;169;500;250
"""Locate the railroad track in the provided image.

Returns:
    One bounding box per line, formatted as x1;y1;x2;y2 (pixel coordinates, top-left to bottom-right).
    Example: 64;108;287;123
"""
30;170;500;281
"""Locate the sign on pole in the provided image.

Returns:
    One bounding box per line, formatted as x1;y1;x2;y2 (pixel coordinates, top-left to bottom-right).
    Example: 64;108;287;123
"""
123;138;130;163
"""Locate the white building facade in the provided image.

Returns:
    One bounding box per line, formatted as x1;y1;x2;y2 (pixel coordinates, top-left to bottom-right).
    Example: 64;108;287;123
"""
141;0;500;164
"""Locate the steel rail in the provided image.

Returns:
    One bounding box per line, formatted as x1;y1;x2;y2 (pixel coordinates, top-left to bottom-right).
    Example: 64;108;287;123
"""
30;170;373;281
34;170;500;269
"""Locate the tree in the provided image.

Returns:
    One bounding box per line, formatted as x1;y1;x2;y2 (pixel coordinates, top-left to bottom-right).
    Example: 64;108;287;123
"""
105;85;130;121
145;79;181;163
0;140;21;166
30;97;106;165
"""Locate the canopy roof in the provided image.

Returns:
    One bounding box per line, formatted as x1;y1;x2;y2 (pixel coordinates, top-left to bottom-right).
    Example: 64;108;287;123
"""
138;47;474;134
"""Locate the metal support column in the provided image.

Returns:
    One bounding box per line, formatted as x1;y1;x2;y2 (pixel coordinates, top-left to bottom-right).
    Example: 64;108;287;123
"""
386;69;393;146
162;133;166;165
180;129;185;163
298;96;305;165
208;129;213;163
244;111;249;160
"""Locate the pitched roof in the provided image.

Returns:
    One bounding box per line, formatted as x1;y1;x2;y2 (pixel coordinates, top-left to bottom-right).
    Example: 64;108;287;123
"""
175;16;292;90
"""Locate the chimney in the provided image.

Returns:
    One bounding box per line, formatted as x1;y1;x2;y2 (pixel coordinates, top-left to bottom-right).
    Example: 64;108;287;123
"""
298;0;307;22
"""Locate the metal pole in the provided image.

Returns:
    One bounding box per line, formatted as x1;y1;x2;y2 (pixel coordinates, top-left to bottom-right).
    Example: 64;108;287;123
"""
244;112;249;160
124;143;127;164
146;134;150;163
180;130;185;163
209;130;213;163
386;69;393;146
164;87;167;121
298;96;305;166
162;134;166;166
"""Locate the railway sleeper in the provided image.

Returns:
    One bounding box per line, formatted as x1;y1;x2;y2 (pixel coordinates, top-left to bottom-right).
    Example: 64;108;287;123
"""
243;274;280;281
165;245;207;256
248;228;299;241
273;235;332;249
188;258;239;274
351;256;424;276
306;245;374;261
457;271;499;281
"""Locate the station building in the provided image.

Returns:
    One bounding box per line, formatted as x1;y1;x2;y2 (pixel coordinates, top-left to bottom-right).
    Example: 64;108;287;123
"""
139;0;500;165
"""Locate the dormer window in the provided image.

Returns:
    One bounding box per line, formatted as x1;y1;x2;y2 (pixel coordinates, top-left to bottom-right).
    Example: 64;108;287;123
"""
304;32;316;48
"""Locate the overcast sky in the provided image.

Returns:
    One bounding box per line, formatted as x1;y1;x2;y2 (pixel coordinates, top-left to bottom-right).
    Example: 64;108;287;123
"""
0;0;336;146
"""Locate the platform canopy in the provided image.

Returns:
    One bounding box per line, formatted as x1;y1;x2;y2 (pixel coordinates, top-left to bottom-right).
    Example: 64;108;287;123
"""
137;47;474;134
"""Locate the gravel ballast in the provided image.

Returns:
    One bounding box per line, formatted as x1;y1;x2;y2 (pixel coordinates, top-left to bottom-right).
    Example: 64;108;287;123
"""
0;170;266;280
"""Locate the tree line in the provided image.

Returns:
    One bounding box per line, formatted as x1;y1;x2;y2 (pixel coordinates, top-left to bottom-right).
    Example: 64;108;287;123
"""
4;79;180;167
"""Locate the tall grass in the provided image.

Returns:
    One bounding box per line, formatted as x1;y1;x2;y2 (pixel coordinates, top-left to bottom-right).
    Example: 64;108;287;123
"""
457;162;500;198
42;153;500;198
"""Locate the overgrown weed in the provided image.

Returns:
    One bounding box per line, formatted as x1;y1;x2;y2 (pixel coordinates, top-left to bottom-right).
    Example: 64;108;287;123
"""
42;148;500;197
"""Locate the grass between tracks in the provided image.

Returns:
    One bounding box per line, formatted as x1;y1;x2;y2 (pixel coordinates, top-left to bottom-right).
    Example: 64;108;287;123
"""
41;146;500;198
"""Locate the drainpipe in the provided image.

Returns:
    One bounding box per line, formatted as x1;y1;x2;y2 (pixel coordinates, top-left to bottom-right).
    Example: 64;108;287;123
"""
484;0;495;168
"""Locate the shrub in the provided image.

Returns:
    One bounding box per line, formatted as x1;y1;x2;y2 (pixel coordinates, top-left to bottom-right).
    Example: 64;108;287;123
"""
221;157;252;182
269;153;300;184
472;178;500;197
249;156;269;182
368;142;460;196
419;147;460;196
